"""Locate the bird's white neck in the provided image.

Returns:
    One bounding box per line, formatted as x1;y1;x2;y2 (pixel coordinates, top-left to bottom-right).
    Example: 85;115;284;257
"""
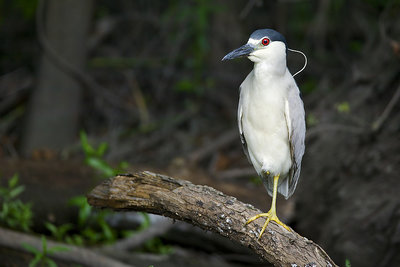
253;56;287;81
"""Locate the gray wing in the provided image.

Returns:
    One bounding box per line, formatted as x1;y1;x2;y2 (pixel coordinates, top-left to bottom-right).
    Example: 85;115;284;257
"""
285;82;306;198
237;84;251;162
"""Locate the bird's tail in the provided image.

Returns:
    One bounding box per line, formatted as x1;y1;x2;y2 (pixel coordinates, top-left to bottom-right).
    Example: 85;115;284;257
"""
262;175;291;199
277;178;290;199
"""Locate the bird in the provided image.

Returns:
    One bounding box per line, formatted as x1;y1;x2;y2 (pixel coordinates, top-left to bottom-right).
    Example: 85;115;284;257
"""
222;29;306;239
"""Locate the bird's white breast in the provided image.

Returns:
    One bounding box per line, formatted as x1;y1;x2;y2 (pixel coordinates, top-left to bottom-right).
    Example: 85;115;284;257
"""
240;68;292;177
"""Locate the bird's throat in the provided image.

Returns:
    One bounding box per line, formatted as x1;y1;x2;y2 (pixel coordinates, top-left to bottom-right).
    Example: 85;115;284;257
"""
253;59;286;80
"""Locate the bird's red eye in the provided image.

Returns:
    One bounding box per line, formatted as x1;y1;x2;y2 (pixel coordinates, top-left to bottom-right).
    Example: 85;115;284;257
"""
261;38;270;46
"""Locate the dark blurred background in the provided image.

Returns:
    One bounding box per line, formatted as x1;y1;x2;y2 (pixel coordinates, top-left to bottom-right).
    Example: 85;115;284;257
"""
1;0;400;266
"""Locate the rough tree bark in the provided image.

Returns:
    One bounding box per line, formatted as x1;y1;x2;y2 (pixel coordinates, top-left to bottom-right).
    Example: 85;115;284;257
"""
87;171;338;267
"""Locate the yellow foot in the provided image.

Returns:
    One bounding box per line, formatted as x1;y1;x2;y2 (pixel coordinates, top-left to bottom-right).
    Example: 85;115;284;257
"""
246;210;291;239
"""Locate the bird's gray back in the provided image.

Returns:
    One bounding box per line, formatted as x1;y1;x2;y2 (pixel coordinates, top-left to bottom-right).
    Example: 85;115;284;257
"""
237;71;253;163
285;79;306;198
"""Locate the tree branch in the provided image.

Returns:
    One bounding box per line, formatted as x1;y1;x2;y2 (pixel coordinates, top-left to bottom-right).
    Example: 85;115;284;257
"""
372;84;400;133
87;171;338;267
0;227;131;267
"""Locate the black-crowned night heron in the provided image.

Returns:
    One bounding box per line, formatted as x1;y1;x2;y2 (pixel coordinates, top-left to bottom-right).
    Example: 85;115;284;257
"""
222;29;306;239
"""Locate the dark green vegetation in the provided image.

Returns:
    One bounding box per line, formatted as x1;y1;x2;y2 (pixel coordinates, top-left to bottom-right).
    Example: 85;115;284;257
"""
0;174;33;232
0;136;172;266
1;0;400;266
22;236;69;267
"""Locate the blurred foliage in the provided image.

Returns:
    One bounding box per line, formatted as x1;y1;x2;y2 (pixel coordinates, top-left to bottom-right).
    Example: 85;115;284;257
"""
0;174;33;232
288;1;313;35
22;235;69;267
164;0;220;95
0;0;38;72
330;0;346;17
135;211;151;232
349;40;363;53
302;78;317;94
141;237;173;255
65;195;119;245
335;101;350;114
364;0;400;9
44;196;145;246
249;175;262;186
0;172;164;251
306;113;319;127
88;57;158;69
80;131;128;178
78;132;169;249
0;0;38;26
44;222;73;242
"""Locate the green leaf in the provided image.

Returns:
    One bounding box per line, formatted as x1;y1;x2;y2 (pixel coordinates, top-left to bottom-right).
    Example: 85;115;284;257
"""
144;237;173;255
45;222;73;240
345;259;351;267
96;142;108;157
45;258;58;267
98;219;115;242
80;130;95;156
7;218;17;228
86;158;115;177
22;243;40;254
336;101;350;114
29;256;41;267
68;195;87;207
82;227;101;243
8;174;19;188
1;202;9;217
137;212;150;231
121;230;134;238
65;235;84;246
41;236;47;255
69;196;91;226
9;185;25;198
58;224;73;239
44;222;58;235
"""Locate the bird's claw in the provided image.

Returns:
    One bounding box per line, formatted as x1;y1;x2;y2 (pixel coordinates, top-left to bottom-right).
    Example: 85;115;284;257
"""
245;210;291;239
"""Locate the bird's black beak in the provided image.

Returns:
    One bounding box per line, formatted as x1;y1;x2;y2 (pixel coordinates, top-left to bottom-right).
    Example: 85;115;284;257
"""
222;43;255;61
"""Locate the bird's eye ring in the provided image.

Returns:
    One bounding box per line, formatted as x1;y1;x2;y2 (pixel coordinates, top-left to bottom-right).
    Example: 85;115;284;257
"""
261;38;270;46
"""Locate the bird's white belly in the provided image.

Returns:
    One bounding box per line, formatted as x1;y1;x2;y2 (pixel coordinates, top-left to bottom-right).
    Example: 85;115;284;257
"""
241;87;291;177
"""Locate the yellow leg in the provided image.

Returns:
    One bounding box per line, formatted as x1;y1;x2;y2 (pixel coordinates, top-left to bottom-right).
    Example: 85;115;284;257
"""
245;174;291;239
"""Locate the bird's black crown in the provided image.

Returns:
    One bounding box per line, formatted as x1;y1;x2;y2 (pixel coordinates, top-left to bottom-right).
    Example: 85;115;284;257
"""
250;29;287;47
